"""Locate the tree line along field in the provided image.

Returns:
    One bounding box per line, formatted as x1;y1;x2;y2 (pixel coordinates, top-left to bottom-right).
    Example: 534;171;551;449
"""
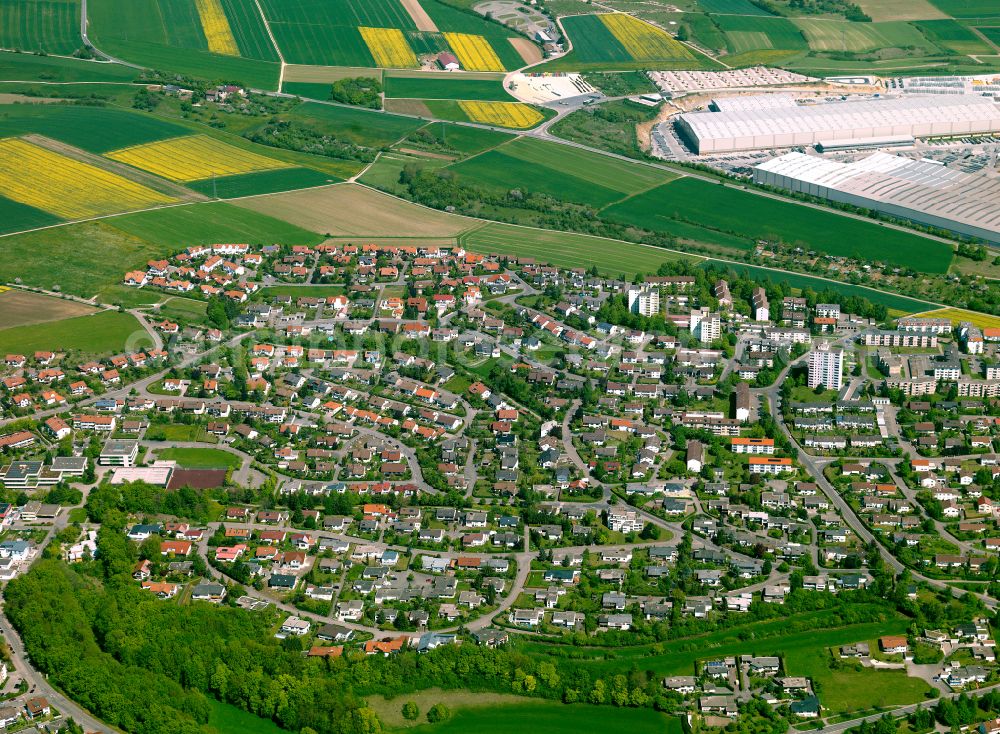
0;0;81;55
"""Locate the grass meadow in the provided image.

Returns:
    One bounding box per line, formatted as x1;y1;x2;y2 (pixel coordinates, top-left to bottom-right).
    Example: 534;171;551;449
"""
155;447;242;469
0;310;152;354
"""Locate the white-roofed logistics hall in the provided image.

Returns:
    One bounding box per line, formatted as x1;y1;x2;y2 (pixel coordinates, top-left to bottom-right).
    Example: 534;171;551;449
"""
676;94;1000;154
753;152;1000;244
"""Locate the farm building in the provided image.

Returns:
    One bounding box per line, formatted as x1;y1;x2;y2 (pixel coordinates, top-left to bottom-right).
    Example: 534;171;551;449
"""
753;152;1000;245
675;95;1000;154
438;52;460;71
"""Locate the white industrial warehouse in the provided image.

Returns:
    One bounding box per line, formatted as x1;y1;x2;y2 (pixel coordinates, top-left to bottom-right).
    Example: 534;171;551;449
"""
675;94;1000;154
753;152;1000;244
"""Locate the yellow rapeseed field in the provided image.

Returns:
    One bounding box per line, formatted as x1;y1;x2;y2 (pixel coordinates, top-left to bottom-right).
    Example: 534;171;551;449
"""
443;32;504;72
917;308;1000;330
600;13;694;61
459;100;543;129
360;27;417;68
194;0;240;56
0;138;175;219
106;135;292;182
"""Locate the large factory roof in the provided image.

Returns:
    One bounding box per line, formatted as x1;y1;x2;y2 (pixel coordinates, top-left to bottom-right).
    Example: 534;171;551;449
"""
755;151;1000;240
681;94;1000;141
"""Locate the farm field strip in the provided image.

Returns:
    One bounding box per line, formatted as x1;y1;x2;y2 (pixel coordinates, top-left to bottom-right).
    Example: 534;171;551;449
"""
107;134;292;182
359;26;417;68
915;307;1000;329
444;32;504;71
0;137;175;219
0;0;81;55
599;13;694;61
194;0;239;55
793;18;936;53
458;100;543;128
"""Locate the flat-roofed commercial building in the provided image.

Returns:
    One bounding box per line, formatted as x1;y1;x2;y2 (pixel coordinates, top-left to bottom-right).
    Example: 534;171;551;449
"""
676;94;1000;154
753;151;1000;244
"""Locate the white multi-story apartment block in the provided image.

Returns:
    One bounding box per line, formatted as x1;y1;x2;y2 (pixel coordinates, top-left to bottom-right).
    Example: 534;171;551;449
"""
808;343;843;390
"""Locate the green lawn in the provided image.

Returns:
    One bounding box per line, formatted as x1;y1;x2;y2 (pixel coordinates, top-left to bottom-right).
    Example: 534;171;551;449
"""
395;702;679;734
155;447;242;469
208;699;290;734
0;310;151;355
601;179;954;273
145;423;215;442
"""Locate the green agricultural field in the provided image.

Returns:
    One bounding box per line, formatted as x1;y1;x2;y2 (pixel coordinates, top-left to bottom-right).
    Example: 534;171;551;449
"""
285;101;424;147
420;0;529;70
444;136;672;207
914;18;994;54
929;0;1000;19
154;447;242;469
280;81;332;99
396;702;679;734
0;221;175;297
218;0;280;60
400;121;512;155
109;201;324;247
698;0;773;15
0;310;152;355
0;103;189;153
207;700;290;734
0;196;61;235
87;0;280;89
793;19;939;53
187;167;343;198
384;74;511;100
702;262;937;313
714;14;807;53
0;52;139;82
357;151;451;194
0;0;80;54
601;178;954;273
975;27;1000;47
258;0;415;67
461;221;699;278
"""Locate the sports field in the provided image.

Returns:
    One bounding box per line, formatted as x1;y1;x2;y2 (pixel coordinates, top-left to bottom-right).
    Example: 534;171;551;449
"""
794;18;938;53
233;184;473;237
461;222;699;278
0;310;152;355
0;289;96;329
0;0;80;55
601;178;954;273
106;134;292;182
389;702;677;734
457;101;543;128
155;447;242;469
916;307;1000;329
0;138;175;220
